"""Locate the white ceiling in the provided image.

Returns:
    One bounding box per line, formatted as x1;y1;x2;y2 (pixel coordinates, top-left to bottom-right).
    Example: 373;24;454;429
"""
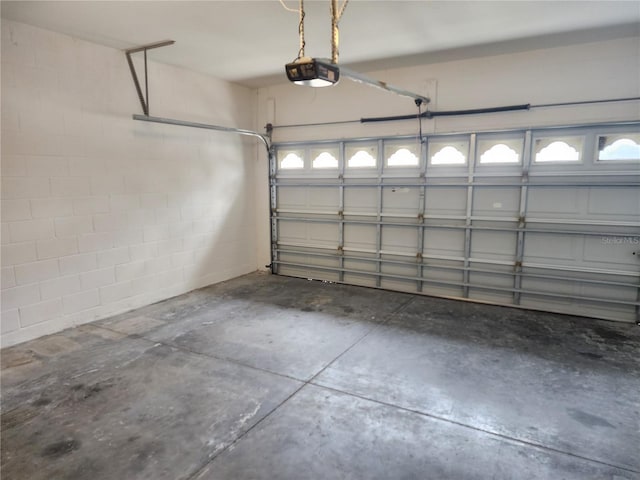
2;0;639;87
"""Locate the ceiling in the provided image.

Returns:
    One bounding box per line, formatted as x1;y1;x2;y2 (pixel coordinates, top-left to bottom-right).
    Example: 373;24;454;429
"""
2;0;639;88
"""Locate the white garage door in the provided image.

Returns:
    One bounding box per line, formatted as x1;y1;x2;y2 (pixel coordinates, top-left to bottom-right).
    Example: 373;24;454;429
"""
270;122;640;323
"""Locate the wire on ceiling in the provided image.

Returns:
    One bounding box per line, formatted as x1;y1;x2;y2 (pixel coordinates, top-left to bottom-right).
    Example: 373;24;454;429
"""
279;0;306;60
278;0;298;13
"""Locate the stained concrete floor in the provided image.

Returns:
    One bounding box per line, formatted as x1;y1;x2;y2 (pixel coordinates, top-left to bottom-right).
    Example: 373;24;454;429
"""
1;272;639;480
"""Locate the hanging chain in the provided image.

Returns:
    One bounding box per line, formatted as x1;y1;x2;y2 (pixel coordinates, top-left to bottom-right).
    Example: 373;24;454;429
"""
330;0;338;63
298;0;306;59
330;0;348;64
280;0;306;61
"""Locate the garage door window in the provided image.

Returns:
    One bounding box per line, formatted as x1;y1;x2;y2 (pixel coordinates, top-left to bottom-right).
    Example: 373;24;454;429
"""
479;140;522;164
279;151;304;170
534;137;583;163
428;140;468;166
597;134;640;162
312;149;339;169
385;143;419;167
346;143;377;168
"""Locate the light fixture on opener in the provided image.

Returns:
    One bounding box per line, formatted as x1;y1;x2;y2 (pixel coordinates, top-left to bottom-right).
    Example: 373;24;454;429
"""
285;57;339;87
283;0;345;87
281;0;429;104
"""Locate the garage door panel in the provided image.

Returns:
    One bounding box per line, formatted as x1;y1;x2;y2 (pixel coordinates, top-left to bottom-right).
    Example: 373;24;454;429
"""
587;187;640;217
581;283;636;302
308;187;340;210
469;267;514;303
568;300;636;323
309;223;339;247
469;289;514;304
470;269;513;288
279;221;338;248
280;266;339;283
381;261;417;277
278;248;340;282
277;187;307;210
519;295;636;323
278;221;307;243
523;233;579;264
381;226;418;254
278;186;339;212
344;188;377;214
344;257;377;273
381;277;417;293
421;264;465;298
279;251;338;269
343;255;380;288
343;273;376;288
422;284;465;298
519;294;576;312
423;229;465;257
471;231;517;262
521;277;577;296
527;187;581;217
425;187;467;215
344;224;377;251
423;264;464;281
582;235;640;270
472;187;520;217
382;187;420;216
278;264;310;278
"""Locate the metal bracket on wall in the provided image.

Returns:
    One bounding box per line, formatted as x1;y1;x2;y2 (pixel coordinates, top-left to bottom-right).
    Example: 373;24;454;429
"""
125;40;175;116
124;40;271;155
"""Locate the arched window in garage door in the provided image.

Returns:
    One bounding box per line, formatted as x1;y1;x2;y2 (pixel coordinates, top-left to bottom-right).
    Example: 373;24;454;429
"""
597;134;640;161
534;137;583;163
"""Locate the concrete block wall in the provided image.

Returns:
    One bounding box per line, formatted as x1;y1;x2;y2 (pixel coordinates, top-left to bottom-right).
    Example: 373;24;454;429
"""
1;19;259;347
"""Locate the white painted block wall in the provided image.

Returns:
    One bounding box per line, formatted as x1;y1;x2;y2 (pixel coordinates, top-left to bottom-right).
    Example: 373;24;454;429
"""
1;19;260;347
254;35;640;268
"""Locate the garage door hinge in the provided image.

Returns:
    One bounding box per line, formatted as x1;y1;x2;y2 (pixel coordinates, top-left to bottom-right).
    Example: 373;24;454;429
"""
416;252;423;260
514;261;523;270
338;210;344;218
518;215;526;225
337;245;344;253
417;213;424;221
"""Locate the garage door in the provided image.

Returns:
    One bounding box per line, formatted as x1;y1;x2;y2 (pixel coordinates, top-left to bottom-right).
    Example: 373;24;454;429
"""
270;122;640;323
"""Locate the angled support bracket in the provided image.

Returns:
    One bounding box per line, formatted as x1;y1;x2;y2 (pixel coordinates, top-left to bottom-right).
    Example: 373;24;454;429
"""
125;40;175;116
125;40;272;157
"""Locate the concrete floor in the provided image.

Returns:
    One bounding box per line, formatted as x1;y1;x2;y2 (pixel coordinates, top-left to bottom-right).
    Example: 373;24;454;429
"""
1;272;639;480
